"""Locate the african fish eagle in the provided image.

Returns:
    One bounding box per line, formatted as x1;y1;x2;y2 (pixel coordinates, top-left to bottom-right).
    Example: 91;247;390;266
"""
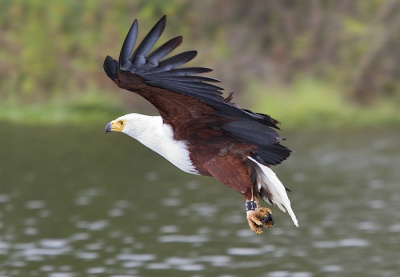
104;15;298;234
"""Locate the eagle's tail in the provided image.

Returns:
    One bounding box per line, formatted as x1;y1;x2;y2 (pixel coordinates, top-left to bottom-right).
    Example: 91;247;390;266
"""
248;156;299;227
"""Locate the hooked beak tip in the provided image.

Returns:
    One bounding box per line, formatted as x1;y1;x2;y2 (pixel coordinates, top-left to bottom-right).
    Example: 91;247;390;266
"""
105;122;112;134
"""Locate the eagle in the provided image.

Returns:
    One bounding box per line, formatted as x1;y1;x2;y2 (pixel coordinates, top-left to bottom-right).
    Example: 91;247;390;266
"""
104;15;298;234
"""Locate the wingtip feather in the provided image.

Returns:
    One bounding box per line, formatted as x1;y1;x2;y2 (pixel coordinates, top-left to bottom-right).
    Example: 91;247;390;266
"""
104;55;118;80
119;19;138;70
131;15;167;67
146;36;184;65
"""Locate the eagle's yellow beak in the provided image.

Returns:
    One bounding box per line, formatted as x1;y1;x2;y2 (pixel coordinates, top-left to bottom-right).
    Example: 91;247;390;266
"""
105;119;126;133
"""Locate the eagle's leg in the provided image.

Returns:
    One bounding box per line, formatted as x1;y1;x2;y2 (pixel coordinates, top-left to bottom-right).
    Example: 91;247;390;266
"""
245;198;274;234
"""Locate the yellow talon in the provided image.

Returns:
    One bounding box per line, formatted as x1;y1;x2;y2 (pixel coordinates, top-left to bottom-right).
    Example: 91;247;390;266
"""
246;207;274;234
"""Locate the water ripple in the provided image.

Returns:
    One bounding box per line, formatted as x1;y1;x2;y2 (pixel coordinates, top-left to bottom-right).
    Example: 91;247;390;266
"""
0;241;10;249
0;194;10;203
165;257;194;265
388;223;400;232
87;267;105;274
158;235;209;243
40;239;68;248
117;254;156;261
313;238;369;248
268;271;289;277
199;255;231;267
321;265;343;272
177;264;205;271
22;247;71;256
146;263;171;269
26;200;46;209
121;261;143;268
49;273;74;277
76;251;98;260
226;247;264;256
160;225;179;233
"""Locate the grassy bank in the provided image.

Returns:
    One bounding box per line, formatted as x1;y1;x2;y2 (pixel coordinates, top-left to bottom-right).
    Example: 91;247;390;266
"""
250;78;400;130
1;78;399;129
0;91;126;125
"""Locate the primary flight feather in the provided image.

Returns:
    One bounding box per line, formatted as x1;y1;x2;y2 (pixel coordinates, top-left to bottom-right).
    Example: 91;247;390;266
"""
104;15;298;234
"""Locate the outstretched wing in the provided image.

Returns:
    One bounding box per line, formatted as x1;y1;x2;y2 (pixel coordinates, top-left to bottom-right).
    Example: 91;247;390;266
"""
103;15;291;165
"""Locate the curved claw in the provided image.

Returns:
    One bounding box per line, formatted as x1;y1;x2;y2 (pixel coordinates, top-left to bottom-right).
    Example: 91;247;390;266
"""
262;213;271;224
261;213;274;231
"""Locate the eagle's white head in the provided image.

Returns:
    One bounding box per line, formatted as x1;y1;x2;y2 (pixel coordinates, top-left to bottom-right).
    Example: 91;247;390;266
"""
105;113;157;138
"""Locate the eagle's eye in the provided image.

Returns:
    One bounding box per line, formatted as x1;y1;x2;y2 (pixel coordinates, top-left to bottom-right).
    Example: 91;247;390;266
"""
120;121;124;126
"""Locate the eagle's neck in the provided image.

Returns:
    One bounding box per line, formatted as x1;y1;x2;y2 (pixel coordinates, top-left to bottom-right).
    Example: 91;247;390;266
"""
122;114;199;175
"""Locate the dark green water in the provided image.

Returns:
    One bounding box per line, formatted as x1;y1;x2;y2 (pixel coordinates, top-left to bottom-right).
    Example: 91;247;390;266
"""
1;123;400;276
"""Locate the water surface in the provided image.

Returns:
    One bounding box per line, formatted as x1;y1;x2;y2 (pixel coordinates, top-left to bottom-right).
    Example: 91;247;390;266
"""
1;123;400;276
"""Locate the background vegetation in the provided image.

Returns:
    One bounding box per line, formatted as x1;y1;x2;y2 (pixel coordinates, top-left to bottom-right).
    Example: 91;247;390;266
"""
1;0;400;128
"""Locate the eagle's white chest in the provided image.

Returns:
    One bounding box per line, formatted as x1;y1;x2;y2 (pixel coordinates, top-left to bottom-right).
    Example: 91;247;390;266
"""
122;115;199;175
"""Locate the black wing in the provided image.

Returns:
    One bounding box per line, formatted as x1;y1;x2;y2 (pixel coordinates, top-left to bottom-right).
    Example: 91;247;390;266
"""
103;15;291;165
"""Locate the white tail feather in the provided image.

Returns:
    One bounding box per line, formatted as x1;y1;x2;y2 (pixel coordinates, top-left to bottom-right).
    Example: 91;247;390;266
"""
248;157;299;227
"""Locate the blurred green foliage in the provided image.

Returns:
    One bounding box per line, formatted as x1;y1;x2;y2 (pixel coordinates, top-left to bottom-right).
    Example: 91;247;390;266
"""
1;0;400;127
1;1;165;98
